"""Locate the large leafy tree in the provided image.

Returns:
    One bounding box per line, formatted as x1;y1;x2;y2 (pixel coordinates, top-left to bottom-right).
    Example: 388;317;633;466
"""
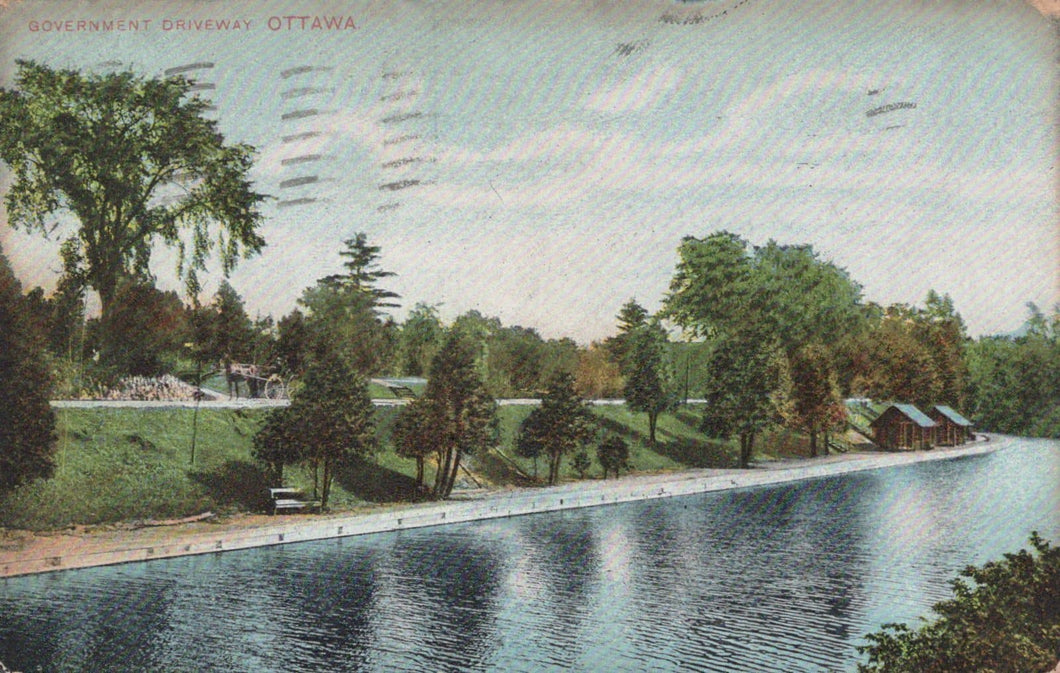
847;306;943;408
699;332;785;468
0;247;56;492
752;240;865;351
0;60;265;324
518;372;597;485
664;232;864;463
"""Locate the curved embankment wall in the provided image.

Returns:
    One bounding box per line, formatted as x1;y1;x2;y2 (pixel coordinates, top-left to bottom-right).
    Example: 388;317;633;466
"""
0;439;1006;578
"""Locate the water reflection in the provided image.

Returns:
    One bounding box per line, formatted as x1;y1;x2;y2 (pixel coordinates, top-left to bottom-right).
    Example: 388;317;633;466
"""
376;530;507;672
2;439;1058;672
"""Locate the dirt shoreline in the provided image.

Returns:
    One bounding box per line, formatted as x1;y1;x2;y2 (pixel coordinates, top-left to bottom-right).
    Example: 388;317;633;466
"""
0;437;1009;579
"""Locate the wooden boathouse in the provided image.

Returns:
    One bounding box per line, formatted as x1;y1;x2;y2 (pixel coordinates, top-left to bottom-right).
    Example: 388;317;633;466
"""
928;405;974;446
870;404;937;450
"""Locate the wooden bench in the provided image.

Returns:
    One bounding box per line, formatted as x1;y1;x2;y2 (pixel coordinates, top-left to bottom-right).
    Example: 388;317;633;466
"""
268;488;320;515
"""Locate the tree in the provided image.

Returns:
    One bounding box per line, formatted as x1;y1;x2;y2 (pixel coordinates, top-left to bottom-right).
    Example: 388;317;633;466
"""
44;238;87;360
205;281;257;367
487;325;548;396
299;234;400;375
97;278;188;376
400;302;444;376
787;343;846;456
251;406;302;487
663;232;860;466
571;449;592;479
391;396;433;491
399;332;498;499
574;342;624;399
966;304;1060;437
0;246;57;491
605;298;650;367
664;231;757;339
597;435;630;479
0;60;265;329
858;533;1060;673
623;321;677;446
751;240;864;352
284;354;376;509
700;332;785;469
319;233;400;308
848;309;943;408
914;290;970;408
275;309;311;378
518;372;597;485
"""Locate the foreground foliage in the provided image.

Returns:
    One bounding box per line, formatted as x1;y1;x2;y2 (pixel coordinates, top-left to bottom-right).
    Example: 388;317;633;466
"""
858;533;1060;673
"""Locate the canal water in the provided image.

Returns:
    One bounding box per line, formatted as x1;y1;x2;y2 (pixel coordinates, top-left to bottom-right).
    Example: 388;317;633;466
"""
2;438;1058;672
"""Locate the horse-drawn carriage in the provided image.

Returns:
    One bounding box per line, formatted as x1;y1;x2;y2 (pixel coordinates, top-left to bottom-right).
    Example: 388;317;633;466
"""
223;361;291;400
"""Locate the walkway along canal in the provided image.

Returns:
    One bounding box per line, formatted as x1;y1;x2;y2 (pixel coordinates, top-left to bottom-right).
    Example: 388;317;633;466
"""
0;437;1004;578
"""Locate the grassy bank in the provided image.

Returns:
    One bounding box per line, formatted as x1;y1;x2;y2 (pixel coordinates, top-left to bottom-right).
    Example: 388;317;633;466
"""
0;403;813;531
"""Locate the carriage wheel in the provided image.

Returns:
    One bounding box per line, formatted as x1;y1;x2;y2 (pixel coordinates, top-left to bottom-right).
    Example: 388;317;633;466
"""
264;376;288;400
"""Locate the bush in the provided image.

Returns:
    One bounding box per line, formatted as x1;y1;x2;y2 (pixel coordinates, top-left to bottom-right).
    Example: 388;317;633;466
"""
858;533;1060;672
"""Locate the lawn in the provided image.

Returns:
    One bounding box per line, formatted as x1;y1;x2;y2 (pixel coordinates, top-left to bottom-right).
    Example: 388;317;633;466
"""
0;402;813;531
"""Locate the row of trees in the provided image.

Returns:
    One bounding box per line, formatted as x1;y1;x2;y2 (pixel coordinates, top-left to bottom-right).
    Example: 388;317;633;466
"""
256;323;632;503
965;304;1060;438
657;231;973;467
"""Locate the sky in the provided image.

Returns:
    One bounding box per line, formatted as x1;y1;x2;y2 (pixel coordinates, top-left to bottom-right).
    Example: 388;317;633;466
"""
0;0;1057;344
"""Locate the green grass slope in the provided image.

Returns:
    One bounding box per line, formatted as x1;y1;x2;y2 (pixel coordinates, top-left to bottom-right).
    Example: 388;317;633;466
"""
1;403;815;531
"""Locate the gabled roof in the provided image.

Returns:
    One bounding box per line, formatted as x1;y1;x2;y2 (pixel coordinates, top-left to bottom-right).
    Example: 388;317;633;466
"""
869;403;937;428
932;405;973;427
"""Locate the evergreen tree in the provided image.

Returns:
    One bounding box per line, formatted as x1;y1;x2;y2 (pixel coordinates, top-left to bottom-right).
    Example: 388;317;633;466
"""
402;331;498;499
605;298;650;368
300;234;400;376
284;354;376;509
518;372;597;485
319;233;400;309
623;321;677;446
597;435;630;479
0;247;57;491
251;406;302;486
